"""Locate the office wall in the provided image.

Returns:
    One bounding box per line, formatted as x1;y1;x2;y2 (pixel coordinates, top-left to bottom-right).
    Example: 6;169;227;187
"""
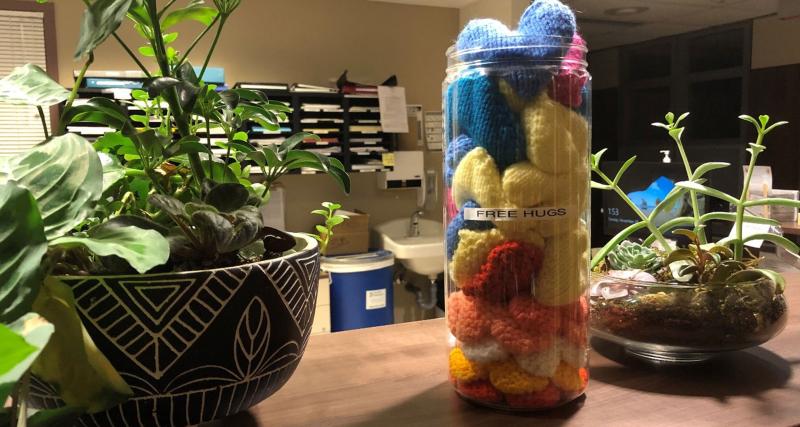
459;0;513;28
752;16;800;69
50;0;458;233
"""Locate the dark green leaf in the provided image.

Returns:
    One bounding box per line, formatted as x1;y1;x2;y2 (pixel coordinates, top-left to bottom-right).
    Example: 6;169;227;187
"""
28;406;84;427
0;183;47;323
672;228;698;242
148;194;186;217
100;214;169;234
201;160;238;183
204;183;249;212
74;0;134;59
62;97;130;129
664;248;696;265
280;132;316;154
145;76;181;98
0;64;69;107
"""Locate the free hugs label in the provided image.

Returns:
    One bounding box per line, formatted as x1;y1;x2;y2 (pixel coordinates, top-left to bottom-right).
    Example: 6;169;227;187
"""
463;207;573;222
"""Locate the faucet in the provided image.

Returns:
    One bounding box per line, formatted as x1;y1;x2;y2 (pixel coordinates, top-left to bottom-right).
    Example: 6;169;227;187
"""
408;209;425;237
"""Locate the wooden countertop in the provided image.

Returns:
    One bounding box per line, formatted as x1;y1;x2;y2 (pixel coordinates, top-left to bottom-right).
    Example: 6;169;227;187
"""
205;272;800;427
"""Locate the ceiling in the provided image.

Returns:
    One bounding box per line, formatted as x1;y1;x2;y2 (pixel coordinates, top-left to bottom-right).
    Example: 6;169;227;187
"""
370;0;781;49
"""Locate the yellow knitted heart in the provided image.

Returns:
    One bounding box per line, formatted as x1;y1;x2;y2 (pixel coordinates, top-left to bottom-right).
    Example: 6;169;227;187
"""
501;161;589;211
498;79;527;113
449;346;488;382
523;92;588;175
535;226;589;306
451;146;503;209
489;360;549;394
552;361;584;393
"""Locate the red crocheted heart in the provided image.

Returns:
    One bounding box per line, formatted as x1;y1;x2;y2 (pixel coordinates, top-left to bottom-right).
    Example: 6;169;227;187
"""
462;241;543;304
559;296;588;345
457;379;504;403
508;295;559;334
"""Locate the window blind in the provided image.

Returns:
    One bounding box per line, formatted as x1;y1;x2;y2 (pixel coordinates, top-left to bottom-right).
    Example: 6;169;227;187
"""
0;9;50;155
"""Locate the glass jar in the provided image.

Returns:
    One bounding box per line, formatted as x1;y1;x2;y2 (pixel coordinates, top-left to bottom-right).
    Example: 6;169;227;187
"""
443;35;591;410
590;272;788;364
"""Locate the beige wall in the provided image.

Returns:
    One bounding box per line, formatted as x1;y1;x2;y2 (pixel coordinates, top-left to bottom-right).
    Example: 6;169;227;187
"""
752;15;800;69
50;0;458;234
459;0;513;29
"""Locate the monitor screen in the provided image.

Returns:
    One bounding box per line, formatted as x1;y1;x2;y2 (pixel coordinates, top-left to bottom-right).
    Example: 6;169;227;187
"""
601;161;708;237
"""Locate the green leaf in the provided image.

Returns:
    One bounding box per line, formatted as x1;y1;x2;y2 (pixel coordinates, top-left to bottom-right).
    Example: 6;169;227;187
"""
322;201;342;210
162;32;178;44
0;313;54;403
137;45;155;57
590;148;607;169
665;112;675;124
612;156;636;186
246;150;267;167
764;121;789;135
162;1;219;29
6;134;103;239
201;160;238;183
739;114;760;129
74;0;134;60
145;76;181;98
664;248;696;265
233;131;249;142
32;278;133;413
280;132;317;154
0;64;69;107
699;211;780;227
98;152;125;194
131;89;148;101
62;97;130;129
743;197;800;209
0;183;47;323
315;224;328;234
691;162;730;180
51;224;169;274
148;194;186;217
311;209;328;216
742;233;800;254
675;181;739;205
672;228;698;242
750;268;786;293
204;183;249;212
590;221;649;269
93;131;133;152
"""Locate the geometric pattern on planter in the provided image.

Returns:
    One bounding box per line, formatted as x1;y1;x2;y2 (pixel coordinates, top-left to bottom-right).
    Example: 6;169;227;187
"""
66;266;252;379
257;251;319;339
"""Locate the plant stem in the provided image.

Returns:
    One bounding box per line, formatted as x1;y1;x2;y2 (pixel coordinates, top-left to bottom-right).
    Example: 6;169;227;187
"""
671;133;706;243
58;52;93;135
36;105;49;140
735;131;765;260
206;120;214;181
596;168;672;250
112;33;151;78
175;15;219;68
158;0;178;18
199;15;227;81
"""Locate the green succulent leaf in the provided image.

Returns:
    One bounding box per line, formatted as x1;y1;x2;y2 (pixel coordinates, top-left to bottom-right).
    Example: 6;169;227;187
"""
590;148;607;170
0;64;69;107
699;212;780;226
612;156;636;186
743;197;800;209
74;0;134;60
741;233;800;254
591;221;649;269
0;183;47;323
32;278;133;413
675;181;739;205
606;240;662;272
691;162;730;180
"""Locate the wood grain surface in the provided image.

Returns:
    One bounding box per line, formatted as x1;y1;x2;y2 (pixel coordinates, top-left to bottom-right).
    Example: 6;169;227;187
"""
203;272;800;427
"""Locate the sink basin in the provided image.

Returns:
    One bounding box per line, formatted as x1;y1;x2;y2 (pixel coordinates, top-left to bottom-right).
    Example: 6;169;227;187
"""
374;218;444;278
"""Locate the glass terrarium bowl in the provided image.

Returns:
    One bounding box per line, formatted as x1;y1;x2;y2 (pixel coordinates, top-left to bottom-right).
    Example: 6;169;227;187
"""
589;272;788;364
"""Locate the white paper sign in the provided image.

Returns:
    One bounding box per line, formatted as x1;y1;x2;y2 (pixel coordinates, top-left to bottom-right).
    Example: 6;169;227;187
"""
365;289;387;310
378;86;409;133
726;221;772;248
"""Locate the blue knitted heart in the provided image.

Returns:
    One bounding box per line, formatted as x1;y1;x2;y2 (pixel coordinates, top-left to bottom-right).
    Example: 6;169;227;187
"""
447;72;527;171
445;134;477;187
446;199;495;260
456;19;534;63
517;0;576;58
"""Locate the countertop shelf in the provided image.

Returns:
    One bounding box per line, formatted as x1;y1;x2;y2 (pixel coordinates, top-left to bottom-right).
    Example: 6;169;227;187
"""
203;272;800;427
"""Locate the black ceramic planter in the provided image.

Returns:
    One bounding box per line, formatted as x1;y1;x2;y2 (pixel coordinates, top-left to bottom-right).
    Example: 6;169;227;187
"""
29;234;320;427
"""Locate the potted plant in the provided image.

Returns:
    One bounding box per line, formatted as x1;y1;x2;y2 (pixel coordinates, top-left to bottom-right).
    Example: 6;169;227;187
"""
0;1;349;425
589;112;793;364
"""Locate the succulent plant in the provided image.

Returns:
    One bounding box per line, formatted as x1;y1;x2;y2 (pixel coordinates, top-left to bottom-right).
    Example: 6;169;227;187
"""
606;241;662;273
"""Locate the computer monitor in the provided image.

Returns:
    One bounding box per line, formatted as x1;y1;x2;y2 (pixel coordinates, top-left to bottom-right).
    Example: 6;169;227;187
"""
601;161;709;238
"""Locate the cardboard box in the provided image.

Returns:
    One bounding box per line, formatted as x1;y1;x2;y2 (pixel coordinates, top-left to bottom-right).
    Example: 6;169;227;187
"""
322;210;369;256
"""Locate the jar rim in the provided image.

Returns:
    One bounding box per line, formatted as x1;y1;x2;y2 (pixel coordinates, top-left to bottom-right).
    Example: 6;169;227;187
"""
446;35;587;68
590;271;776;289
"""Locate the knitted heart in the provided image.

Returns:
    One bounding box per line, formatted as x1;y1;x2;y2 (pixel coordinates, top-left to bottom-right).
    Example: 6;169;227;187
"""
450;74;527;172
535;227;590;306
451;146;503;208
446;199;495;260
445;188;458;221
456;379;504;403
462;241;543;303
488;359;549;394
505;383;561;409
461;338;509;364
491;311;553;355
447;291;504;344
559;296;589;346
522;92;589;175
445;134;478;186
456;19;533;63
449;346;488;382
508;295;559;333
450;228;506;285
517;0;576;58
549;33;588;108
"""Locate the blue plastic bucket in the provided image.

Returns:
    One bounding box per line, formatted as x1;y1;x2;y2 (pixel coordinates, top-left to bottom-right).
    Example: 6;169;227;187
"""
322;251;395;332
